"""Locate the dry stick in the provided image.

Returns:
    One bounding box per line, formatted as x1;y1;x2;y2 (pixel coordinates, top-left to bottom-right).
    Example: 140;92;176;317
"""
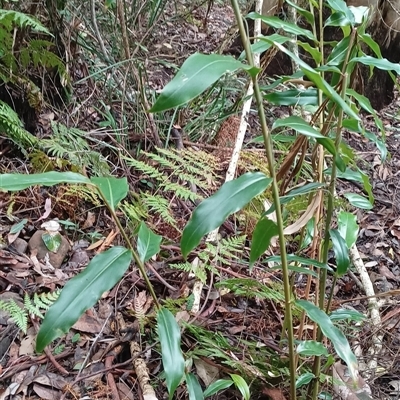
0;350;74;381
31;318;69;376
90;0;110;62
349;244;383;380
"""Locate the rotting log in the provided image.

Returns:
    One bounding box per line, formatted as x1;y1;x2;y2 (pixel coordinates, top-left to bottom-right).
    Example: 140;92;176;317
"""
230;0;400;110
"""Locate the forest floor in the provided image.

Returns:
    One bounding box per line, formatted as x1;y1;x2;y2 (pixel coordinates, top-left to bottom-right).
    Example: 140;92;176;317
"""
1;2;400;400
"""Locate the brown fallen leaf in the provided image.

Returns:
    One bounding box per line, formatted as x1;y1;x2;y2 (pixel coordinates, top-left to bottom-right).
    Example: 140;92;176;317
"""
262;387;287;400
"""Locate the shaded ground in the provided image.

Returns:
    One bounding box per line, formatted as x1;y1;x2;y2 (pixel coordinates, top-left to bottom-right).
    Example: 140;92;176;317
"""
1;2;400;400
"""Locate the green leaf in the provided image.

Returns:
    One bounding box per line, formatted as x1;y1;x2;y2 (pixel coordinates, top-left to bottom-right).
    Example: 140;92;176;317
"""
263;40;359;121
296;372;315;389
363;131;387;162
360;170;374;204
249;218;279;270
203;379;233;398
272;116;336;155
285;0;314;24
351;55;400;74
10;218;28;234
330;229;350;276
181;172;272;259
296;299;358;380
150;53;246;112
298;41;322;64
36;247;132;352
137;222;162;263
265;88;319;106
338;211;359;249
325;12;354;27
327;36;350;66
343;193;373;210
297;340;329;356
330;308;366;322
266;254;331;277
270;264;318;277
358;33;382;58
91;177;128;211
42;232;62;253
157;308;185;400
244;33;290;59
247;13;316;41
0;172;91;191
230;374;250;400
265;254;329;270
186;373;204;400
326;0;355;25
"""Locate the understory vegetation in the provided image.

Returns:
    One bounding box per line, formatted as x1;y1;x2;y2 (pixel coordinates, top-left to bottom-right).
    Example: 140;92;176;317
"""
0;0;399;399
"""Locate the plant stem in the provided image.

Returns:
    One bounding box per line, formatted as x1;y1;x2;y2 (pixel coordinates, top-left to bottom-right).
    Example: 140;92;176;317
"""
229;1;297;398
309;26;357;400
95;188;161;309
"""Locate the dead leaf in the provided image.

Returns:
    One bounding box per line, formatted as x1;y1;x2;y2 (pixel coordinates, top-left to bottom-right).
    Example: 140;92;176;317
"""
86;238;104;251
82;212;96;229
32;383;61;400
228;325;246;334
194;358;219;387
19;334;35;356
72;309;108;334
379;265;399;281
262;387;287;400
36;198;52;222
333;362;372;400
283;190;322;235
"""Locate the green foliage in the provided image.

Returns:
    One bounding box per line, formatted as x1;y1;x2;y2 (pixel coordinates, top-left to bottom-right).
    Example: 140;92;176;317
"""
172;235;246;284
157;308;185;400
181;172;272;258
123;148;220;229
40;123;110;175
0;9;70;152
0;100;37;149
0;290;60;334
36;247;133;352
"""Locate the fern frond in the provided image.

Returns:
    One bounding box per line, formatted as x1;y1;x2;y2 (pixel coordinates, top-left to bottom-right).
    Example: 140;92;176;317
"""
40;123;110;175
0;10;50;34
172;262;207;284
162;181;201;202
121;201;148;225
0;299;28;333
0;100;37;148
124;157;165;181
24;294;44;319
180;149;218;174
200;235;246;266
144;151;176;169
141;193;176;226
24;290;61;320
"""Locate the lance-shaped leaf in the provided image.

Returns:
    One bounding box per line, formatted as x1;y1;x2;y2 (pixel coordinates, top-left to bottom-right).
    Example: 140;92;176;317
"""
91;177;128;211
36;247;132;352
186;373;204;400
297;299;358;381
330;229;350;277
272;116;336;155
150;53;247;112
157;308;185;400
181;172;272;259
247;13;316;40
0;171;91;191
